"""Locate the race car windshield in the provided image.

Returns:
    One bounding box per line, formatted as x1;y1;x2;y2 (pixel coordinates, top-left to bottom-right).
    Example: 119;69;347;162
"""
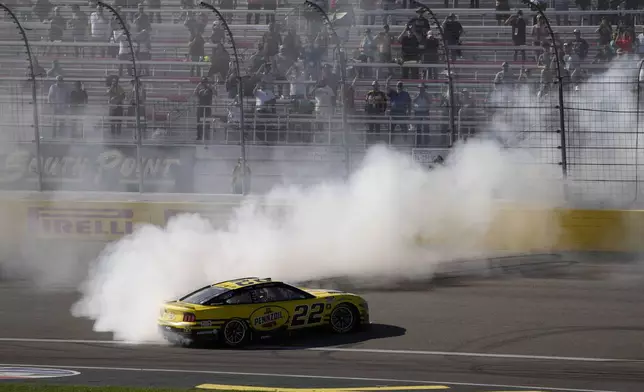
180;285;229;305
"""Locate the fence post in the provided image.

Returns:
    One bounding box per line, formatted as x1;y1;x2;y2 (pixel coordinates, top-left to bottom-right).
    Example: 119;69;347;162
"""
413;1;456;147
200;1;248;195
304;0;350;178
97;1;144;193
522;0;567;180
0;3;43;191
635;59;644;202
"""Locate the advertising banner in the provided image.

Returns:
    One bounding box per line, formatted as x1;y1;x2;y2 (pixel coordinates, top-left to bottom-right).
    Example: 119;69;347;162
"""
25;201;151;241
0;143;195;193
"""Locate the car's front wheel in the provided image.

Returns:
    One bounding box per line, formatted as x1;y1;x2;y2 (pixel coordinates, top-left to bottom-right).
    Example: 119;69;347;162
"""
329;303;359;334
221;319;250;347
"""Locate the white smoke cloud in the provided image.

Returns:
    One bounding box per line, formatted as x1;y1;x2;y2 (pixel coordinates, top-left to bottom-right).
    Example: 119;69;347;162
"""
71;140;564;342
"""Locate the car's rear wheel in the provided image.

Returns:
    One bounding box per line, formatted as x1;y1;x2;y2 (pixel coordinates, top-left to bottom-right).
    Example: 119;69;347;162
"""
329;303;358;334
221;319;249;347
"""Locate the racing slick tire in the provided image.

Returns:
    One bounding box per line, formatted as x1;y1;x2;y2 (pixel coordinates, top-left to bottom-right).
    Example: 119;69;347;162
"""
329;303;359;334
221;319;250;347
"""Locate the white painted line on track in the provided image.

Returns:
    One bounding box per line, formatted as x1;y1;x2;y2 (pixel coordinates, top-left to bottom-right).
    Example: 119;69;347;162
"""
0;363;618;392
0;337;641;363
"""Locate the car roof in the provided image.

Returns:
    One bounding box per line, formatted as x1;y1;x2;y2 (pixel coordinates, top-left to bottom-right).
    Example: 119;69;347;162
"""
212;277;279;290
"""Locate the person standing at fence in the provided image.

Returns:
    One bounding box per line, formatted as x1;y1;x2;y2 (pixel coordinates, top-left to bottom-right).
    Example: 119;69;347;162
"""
232;158;251;194
47;75;69;137
69;81;88;138
412;83;431;147
364;81;387;142
107;76;125;136
505;10;526;62
89;5;110;58
385;77;412;138
194;77;215;141
442;13;463;61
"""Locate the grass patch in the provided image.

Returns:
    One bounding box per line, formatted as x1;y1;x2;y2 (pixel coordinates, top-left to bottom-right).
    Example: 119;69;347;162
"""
0;385;201;392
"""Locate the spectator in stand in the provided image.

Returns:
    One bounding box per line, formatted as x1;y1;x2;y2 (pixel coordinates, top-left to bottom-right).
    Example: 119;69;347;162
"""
134;28;151;76
408;8;430;38
286;63;308;101
211;21;225;45
360;0;376;25
570;29;589;61
107;76;126;135
272;45;294;97
442;13;463;61
597;17;613;47
537;41;551;66
562;42;580;83
359;28;376;78
69;5;87;57
262;22;282;58
375;25;394;79
248;43;266;73
219;0;236;23
531;15;547;62
553;0;568;26
282;27;302;62
148;0;161;24
385;77;412;136
320;63;339;96
412;83;431;146
263;0;277;25
208;43;230;83
419;30;440;80
495;0;510;26
194;77;214;140
398;24;420;79
538;56;554;98
47;75;69;137
256;62;276;92
133;3;151;32
188;30;205;77
30;57;46;77
493;62;513;91
529;0;547;25
69;81;88;138
247;0;261;24
33;0;52;22
45;7;65;57
364;81;387;138
343;72;357;116
253;81;277;142
505;10;526;62
311;79;335;132
90;6;110;58
46;59;65;78
113;26;133;77
614;29;635;54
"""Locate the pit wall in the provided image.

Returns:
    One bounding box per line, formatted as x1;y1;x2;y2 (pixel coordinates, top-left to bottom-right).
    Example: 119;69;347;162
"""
0;193;641;266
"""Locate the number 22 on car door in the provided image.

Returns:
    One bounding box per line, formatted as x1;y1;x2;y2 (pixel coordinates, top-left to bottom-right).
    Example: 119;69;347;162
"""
290;302;325;328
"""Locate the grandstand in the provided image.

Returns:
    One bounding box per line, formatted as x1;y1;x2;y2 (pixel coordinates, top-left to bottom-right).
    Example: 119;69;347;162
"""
0;0;642;199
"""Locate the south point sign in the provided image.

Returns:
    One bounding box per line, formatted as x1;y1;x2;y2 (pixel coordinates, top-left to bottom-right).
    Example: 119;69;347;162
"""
0;144;194;192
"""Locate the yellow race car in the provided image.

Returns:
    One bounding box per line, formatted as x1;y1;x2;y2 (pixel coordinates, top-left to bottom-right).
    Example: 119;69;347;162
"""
158;277;370;347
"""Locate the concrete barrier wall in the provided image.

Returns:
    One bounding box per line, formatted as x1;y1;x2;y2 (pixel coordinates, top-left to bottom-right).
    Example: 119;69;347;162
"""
1;193;642;258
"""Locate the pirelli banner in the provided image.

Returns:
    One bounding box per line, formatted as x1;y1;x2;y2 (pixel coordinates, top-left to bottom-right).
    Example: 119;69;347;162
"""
0;142;195;193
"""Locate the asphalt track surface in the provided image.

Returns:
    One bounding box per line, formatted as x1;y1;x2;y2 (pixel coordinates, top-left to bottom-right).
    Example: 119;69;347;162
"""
1;269;644;392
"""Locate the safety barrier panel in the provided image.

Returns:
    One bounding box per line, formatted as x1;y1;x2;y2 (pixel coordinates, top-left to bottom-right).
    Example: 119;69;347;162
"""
1;194;643;265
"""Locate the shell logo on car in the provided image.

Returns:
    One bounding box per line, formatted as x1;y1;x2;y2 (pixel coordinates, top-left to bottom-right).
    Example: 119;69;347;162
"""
250;306;289;331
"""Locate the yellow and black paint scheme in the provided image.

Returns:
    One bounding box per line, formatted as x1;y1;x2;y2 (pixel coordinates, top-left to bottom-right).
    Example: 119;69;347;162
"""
157;277;370;347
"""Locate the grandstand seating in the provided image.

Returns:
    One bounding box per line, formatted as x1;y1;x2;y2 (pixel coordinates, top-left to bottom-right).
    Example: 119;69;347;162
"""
0;0;637;147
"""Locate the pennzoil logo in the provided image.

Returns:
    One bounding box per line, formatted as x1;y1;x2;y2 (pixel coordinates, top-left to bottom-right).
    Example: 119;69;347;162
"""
28;207;135;238
250;306;288;332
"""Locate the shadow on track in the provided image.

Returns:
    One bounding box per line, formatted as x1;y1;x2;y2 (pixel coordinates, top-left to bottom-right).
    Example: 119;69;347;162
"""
193;323;406;351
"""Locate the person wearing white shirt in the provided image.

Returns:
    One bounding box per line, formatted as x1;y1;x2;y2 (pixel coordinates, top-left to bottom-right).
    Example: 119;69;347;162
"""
286;64;307;99
253;82;276;142
89;6;110;57
311;80;335;133
113;29;132;77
